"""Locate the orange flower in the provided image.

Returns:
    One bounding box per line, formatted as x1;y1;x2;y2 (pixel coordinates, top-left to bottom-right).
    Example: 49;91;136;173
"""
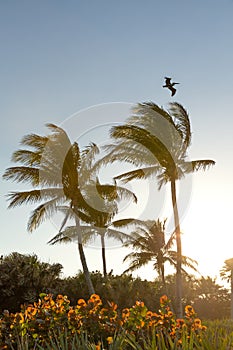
56;294;64;300
77;299;87;307
25;306;37;317
166;310;174;317
89;294;102;305
107;301;118;311
135;300;144;307
176;318;185;327
122;308;130;318
160;295;169;305
89;294;100;301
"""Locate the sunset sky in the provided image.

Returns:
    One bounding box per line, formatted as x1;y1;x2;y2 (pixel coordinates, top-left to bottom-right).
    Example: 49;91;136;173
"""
1;1;233;284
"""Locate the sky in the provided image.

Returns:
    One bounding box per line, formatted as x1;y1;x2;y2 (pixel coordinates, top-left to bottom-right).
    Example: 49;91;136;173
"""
1;0;233;285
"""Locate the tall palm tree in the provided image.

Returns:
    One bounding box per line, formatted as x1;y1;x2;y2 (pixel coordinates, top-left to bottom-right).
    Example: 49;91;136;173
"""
123;219;198;287
2;124;113;295
98;102;215;316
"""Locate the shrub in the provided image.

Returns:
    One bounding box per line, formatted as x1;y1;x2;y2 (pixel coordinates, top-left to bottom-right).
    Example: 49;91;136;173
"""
0;294;206;349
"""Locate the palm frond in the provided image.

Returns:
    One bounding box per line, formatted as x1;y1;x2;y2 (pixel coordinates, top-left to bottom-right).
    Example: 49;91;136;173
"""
190;159;216;172
169;102;191;150
49;225;96;245
105;228;129;242
103;183;138;203
27;198;61;232
111;218;144;228
46;123;68;136
20;134;48;150
58;205;73;233
114;166;161;183
3;166;40;186
181;255;198;272
94;141;158;174
130;102;175;127
110;124;176;171
48;226;76;245
123;251;154;273
128;102;185;159
11;149;42;166
5;188;63;208
79;143;99;180
164;231;176;250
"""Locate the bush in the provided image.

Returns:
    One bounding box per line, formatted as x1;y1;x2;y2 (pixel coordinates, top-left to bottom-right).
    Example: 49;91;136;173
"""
0;294;206;349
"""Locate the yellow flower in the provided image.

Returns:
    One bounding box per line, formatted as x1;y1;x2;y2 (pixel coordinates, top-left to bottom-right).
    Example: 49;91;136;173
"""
185;305;195;316
107;336;113;344
16;312;24;324
194;318;201;326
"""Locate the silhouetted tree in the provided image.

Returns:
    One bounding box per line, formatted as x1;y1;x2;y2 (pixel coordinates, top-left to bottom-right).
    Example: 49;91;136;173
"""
0;252;62;312
100;102;215;316
123;219;197;288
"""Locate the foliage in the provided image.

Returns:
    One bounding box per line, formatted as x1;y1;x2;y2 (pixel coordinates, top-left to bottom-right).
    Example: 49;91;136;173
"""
59;271;162;312
0;294;206;349
123;219;197;287
159;274;230;320
220;258;233;283
199;319;233;349
0;252;62;313
192;276;230;319
0;252;230;319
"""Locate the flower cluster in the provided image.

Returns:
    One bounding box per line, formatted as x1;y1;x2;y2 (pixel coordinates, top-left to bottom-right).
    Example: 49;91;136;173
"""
0;294;206;348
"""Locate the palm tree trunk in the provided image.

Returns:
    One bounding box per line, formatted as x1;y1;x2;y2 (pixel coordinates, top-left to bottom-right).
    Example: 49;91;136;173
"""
101;234;107;277
160;264;166;288
74;213;95;295
171;179;183;318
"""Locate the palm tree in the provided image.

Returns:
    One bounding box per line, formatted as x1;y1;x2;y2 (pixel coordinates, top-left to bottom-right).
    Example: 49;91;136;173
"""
49;179;138;277
98;102;215;316
2;124;112;295
220;258;233;319
49;212;139;277
123;219;198;287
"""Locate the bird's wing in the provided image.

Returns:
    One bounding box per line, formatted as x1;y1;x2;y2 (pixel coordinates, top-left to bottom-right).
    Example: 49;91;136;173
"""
170;87;176;96
164;77;171;85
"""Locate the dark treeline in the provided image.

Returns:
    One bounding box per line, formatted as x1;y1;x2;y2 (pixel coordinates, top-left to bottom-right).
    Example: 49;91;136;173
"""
0;252;230;320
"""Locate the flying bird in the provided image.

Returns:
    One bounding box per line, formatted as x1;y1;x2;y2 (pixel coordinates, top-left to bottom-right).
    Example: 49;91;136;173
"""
163;77;179;96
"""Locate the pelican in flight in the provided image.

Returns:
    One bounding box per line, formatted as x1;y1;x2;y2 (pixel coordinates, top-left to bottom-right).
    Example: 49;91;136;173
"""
163;77;179;96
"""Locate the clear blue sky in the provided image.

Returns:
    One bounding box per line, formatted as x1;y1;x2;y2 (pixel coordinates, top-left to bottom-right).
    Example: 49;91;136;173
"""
1;1;233;282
